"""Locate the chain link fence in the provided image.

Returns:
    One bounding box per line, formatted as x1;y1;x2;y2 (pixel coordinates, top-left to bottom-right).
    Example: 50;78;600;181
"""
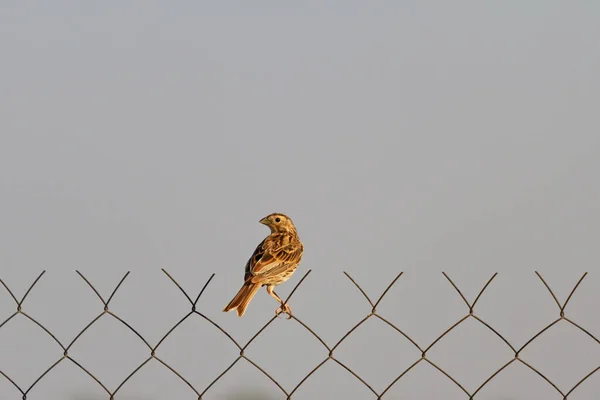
1;269;598;399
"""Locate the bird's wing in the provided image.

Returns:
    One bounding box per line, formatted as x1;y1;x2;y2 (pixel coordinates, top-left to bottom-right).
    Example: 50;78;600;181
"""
247;236;302;280
244;239;266;280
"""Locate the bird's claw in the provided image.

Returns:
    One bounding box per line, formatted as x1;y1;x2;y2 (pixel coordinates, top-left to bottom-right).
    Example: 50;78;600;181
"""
275;303;292;319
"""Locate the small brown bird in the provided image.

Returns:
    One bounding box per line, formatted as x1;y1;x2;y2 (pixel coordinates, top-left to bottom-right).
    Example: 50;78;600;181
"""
223;213;303;318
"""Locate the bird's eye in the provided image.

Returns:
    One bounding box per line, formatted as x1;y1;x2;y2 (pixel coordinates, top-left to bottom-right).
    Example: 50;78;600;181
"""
275;217;281;222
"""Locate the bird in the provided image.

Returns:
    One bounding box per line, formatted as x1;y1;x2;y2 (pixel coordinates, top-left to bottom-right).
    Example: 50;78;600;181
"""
223;213;303;318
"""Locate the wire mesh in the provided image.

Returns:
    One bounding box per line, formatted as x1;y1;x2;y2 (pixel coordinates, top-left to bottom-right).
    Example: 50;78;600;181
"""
0;270;598;399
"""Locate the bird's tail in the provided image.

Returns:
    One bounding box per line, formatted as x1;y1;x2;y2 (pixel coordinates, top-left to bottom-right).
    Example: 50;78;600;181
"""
223;280;262;317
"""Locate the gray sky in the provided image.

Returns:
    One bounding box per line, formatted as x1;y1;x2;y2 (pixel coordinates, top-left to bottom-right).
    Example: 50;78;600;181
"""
1;2;599;399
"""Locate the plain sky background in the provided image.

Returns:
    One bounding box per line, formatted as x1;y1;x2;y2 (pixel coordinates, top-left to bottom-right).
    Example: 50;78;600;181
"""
1;1;600;399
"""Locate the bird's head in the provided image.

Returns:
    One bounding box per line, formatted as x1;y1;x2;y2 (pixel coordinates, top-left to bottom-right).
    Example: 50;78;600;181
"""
259;213;297;234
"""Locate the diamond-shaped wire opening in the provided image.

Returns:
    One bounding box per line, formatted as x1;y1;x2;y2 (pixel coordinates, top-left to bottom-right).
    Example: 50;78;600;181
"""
377;273;469;346
153;312;241;391
0;314;64;389
278;268;364;347
424;316;515;392
66;313;153;390
471;273;559;346
100;271;197;347
242;315;330;389
332;315;422;392
518;319;600;391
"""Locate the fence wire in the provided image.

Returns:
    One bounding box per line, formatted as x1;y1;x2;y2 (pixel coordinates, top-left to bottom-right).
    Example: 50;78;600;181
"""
0;270;597;399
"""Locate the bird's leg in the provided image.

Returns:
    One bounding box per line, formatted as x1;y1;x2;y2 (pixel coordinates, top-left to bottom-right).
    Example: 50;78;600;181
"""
267;285;292;319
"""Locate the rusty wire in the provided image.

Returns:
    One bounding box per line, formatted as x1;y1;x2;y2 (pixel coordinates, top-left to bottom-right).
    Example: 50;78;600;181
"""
0;270;598;399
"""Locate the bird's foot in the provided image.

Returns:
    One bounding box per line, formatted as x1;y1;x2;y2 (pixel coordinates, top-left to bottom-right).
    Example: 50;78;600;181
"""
275;303;292;319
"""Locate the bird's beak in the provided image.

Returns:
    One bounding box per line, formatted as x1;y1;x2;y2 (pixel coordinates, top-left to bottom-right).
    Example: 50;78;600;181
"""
259;217;269;225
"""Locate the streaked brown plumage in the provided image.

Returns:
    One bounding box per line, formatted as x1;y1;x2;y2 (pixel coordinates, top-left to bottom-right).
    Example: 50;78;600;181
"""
223;213;303;318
